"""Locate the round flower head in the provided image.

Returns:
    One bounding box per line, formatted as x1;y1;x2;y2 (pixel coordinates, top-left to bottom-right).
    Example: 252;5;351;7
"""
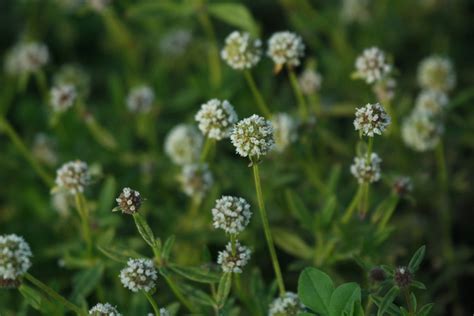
373;77;396;103
0;234;32;288
53;64;91;99
179;163;213;199
55;160;90;194
212;196;252;235
217;240;251;273
221;31;262;70
401;111;443;152
414;90;448;116
298;68;322;95
417;56;455;92
160;29;192;57
267;31;305;70
50;84;77;112
119;258;157;293
230;114;275;160
394;266;413;288
393;176;413;197
89;303;121;316
268;292;304;316
32;133;57;167
164;124;203;165
353;103;391;137
355;47;391;84
126;85;154;113
271;113;298;153
341;0;370;23
195;99;238;140
115;187;142;215
350;153;382;184
4;42;49;75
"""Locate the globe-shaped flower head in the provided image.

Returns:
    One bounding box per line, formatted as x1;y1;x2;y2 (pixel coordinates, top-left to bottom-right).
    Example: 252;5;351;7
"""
179;163;213;199
164;124;203;165
119;258;157;293
268;292;305;316
89;303;122;316
350;153;382;184
126;85;155;113
212;196;252;235
5;42;49;75
115;187;142;215
50;84;77;112
298;69;322;95
417;56;456;93
195;99;238;140
55;160;90;194
267;31;305;71
221;31;262;70
0;234;32;288
217;240;251;273
230;114;275;160
353;103;391;137
355;47;391;84
414;90;448;116
401;111;443;152
272;113;298;153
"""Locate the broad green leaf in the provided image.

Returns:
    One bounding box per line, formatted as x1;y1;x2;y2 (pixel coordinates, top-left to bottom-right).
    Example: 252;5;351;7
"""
371;295;401;316
70;265;104;303
216;272;232;307
351;300;365;316
298;267;334;315
410;281;426;290
168;264;220;283
377;286;400;316
133;213;156;248
329;282;361;316
417;303;434;316
208;3;259;36
273;228;313;259
408;246;426;273
19;285;42;310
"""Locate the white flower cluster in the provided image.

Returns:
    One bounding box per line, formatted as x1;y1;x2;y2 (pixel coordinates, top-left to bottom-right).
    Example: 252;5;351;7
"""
217;240;251;273
115;187;142;215
401;111;443;152
126;85;154;113
89;303;121;316
179;163;213;199
414;90;448;116
393;176;413;197
119;258;157;293
212;196;252;235
298;68;322;95
267;31;305;68
350;153;382;184
50;84;77;112
32;133;57;166
55;160;90;194
195;99;238;140
221;31;262;70
53;64;90;99
230;114;275;159
268;292;304;316
341;0;370;24
5;42;49;75
159;29;192;56
0;234;32;285
272;113;298;153
353;103;391;137
417;56;456;92
355;47;391;84
373;77;396;103
164;124;203;165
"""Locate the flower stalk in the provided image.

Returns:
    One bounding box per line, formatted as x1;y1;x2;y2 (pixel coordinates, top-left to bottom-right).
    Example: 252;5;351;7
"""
74;192;93;256
144;291;161;316
288;67;309;120
243;70;271;118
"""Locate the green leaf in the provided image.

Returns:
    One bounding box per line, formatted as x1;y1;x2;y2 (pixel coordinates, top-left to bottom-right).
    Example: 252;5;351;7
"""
320;195;337;227
133;213;156;248
329;282;361;316
371;295;400;316
351;300;365;316
127;1;194;18
273;228;313;259
162;235;175;260
285;190;313;231
410;293;417;311
410;281;426;290
70;265;104;303
417;303;434;316
98;176;116;214
168;264;220;283
97;244;142;263
19;284;43;310
377;286;400;316
408;245;426;273
298;267;335;315
180;283;216;307
399;307;409;316
208;3;259;36
216;272;232;307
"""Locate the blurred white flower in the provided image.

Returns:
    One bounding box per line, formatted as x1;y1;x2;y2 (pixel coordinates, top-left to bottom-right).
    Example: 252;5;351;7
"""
212;196;252;235
373;77;396;103
341;0;370;23
417;56;455;93
55;160;90;195
355;47;391;84
350;153;382;184
89;303;121;316
353;103;391;137
393;176;413;197
195;99;238;140
179;163;213;199
267;31;305;69
298;68;322;95
0;234;32;287
160;29;192;57
221;31;262;70
88;0;111;12
119;258;157;293
268;292;304;316
32;133;57;166
217;240;251;273
53;64;90;99
50;84;77;112
126;85;154;113
164;124;203;165
230;114;275;159
414;90;448;116
272;113;298;153
402;111;443;152
5;42;49;75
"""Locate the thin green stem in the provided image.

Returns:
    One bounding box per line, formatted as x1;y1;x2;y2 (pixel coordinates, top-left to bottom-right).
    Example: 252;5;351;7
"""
144;291;160;316
163;275;196;313
244;70;272;118
200;137;214;162
288;67;309;120
342;186;363;224
74;193;92;256
252;163;285;296
24;273;85;316
0;116;54;187
197;10;221;88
